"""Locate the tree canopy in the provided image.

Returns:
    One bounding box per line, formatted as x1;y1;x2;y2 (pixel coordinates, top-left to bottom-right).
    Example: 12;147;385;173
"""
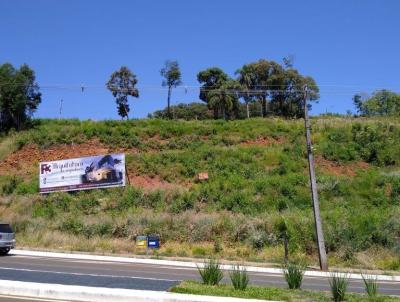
0;63;41;131
196;59;319;120
236;59;319;118
207;80;240;120
106;66;139;119
149;102;213;120
354;90;400;116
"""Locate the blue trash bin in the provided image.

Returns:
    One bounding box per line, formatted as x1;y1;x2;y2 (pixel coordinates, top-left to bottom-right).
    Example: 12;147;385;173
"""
147;235;160;249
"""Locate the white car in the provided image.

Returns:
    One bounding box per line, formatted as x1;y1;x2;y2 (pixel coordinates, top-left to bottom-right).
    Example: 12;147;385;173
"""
0;223;15;255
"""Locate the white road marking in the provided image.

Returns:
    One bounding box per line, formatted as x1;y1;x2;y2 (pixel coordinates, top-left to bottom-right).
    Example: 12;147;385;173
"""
0;266;180;282
0;294;71;301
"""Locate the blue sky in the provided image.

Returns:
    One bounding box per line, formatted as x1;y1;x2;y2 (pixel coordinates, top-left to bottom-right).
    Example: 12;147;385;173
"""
1;0;399;119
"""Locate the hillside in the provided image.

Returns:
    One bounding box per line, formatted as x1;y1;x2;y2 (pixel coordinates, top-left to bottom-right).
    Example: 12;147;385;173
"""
0;117;399;271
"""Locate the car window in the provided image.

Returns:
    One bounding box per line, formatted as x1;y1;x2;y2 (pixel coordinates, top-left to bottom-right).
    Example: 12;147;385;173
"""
0;224;13;233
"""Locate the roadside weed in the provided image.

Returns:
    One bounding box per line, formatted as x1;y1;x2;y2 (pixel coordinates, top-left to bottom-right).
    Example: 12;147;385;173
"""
362;274;379;298
283;262;304;289
329;273;349;302
229;264;249;290
197;258;223;285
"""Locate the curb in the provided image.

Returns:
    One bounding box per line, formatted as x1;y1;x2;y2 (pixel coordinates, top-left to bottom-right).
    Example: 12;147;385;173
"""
0;280;270;302
12;249;400;282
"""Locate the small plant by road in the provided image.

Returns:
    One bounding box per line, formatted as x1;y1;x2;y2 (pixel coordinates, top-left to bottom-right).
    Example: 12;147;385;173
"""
283;262;304;289
229;264;249;290
330;273;349;302
362;274;379;298
197;258;223;285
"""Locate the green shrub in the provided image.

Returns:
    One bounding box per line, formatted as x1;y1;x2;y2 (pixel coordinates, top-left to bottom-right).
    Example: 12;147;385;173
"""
197;258;224;285
32;200;56;219
329;273;349;302
170;191;195;213
382;258;400;271
1;176;22;195
213;238;223;254
15;180;38;194
192;246;207;257
229;265;249;290
283;262;304;289
60;216;84;235
249;230;268;250
118;187;142;210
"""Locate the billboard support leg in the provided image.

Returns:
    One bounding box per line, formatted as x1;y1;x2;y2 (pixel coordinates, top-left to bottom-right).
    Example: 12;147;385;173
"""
125;163;131;185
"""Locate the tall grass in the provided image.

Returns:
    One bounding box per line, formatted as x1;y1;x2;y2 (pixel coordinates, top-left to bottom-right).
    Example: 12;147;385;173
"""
197;258;223;285
229;265;249;290
329;273;349;302
362;274;379;298
283;262;304;289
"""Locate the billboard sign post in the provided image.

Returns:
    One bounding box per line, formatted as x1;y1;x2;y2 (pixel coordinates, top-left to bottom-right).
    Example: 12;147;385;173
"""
39;154;126;193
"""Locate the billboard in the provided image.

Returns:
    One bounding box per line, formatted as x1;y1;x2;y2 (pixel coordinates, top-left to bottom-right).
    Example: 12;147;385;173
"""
39;154;126;193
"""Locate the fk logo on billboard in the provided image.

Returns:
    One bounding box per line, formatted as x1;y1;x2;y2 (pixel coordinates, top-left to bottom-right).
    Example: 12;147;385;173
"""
41;164;51;174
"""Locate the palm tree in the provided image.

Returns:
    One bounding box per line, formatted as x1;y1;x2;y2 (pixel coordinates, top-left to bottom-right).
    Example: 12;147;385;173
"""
236;71;255;118
207;84;235;120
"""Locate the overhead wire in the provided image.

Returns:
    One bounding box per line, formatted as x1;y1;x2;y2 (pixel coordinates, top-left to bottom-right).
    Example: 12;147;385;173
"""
0;82;397;99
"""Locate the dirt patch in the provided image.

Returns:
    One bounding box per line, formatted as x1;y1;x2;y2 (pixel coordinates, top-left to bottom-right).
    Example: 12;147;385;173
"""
0;140;187;191
0;140;140;179
0;140;110;177
315;156;370;177
241;136;285;146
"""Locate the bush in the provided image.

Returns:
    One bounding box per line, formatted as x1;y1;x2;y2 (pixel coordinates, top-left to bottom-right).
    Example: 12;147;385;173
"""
329;273;349;302
283;262;304;289
362;274;379;297
229;264;249;290
15;179;38;194
197;258;223;285
249;230;268;250
1;176;22;195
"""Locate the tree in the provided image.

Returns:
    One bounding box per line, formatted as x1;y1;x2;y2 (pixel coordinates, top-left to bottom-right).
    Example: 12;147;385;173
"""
353;90;400;116
237;59;319;119
160;60;182;119
269;68;319;118
0;63;41;131
197;68;229;118
207;80;240;120
236;60;281;117
236;68;256;118
106;66;139;119
353;94;365;115
358;90;399;116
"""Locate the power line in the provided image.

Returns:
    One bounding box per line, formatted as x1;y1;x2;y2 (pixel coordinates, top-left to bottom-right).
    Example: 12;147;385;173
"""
0;82;398;89
0;85;384;95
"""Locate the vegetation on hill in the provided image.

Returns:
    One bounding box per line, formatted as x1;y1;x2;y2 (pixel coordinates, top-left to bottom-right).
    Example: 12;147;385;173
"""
0;117;399;271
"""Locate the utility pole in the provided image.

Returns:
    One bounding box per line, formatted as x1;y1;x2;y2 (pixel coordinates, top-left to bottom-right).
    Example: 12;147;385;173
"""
303;85;328;271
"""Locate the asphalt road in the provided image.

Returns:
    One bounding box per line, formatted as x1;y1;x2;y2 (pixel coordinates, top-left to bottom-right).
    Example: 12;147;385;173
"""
0;253;399;296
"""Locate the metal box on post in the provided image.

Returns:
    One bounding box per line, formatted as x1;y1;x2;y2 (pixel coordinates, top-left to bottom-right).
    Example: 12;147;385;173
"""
136;235;147;249
147;235;160;249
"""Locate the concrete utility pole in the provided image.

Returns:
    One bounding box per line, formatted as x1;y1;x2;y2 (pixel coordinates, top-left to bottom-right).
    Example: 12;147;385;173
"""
303;85;328;271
